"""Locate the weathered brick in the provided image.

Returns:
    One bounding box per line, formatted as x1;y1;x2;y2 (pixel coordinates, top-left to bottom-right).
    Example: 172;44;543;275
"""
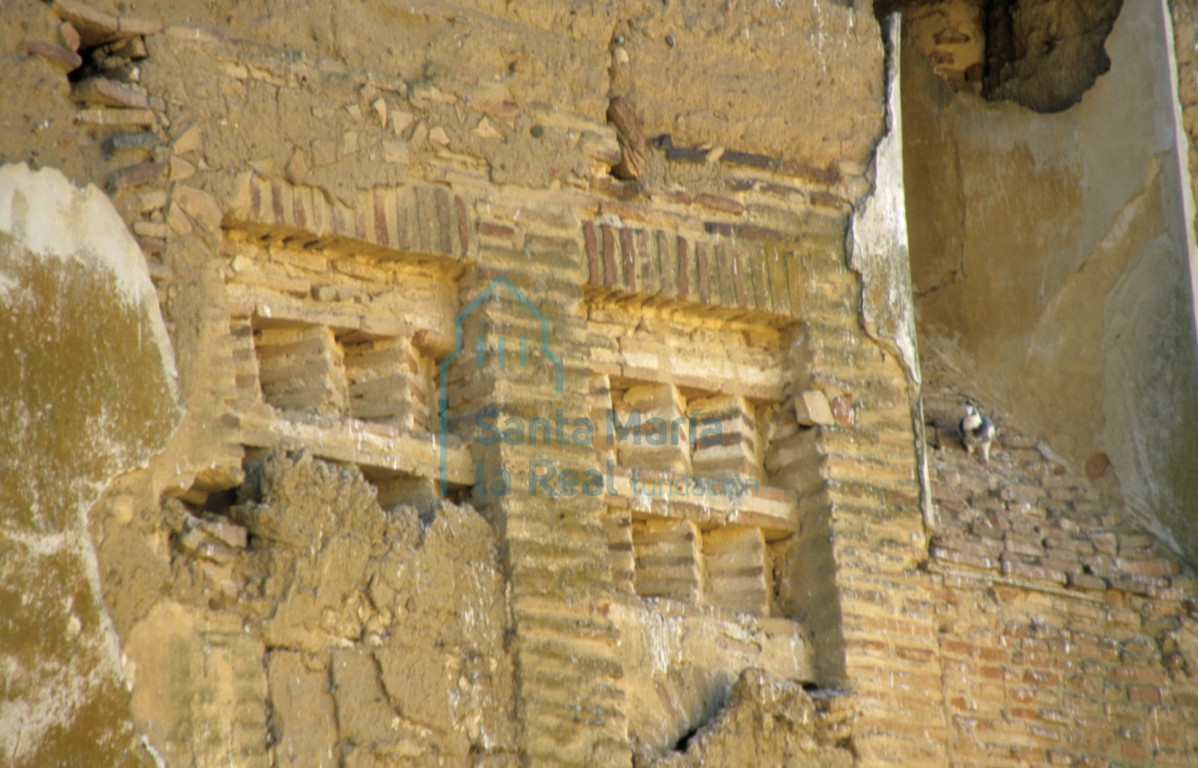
21;39;82;71
106;161;166;190
1115;557;1180;577
601;224;617;287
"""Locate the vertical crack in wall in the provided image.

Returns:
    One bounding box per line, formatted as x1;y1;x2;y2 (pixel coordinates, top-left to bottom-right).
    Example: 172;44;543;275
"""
847;14;936;534
848;16;919;383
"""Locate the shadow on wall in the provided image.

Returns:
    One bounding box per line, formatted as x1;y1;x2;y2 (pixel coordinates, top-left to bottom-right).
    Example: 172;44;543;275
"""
900;0;1198;562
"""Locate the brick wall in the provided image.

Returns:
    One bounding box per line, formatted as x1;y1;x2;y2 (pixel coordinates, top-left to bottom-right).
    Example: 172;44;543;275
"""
923;361;1198;766
75;5;897;762
787;246;949;765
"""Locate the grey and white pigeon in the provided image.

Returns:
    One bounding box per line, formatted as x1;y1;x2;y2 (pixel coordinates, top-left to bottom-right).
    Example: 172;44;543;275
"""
959;402;997;465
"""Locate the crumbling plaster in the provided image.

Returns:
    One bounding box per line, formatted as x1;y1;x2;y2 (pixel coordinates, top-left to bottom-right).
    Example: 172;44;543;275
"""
0;163;182;767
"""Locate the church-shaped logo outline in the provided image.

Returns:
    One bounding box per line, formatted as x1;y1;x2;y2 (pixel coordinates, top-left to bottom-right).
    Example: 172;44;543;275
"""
438;273;564;493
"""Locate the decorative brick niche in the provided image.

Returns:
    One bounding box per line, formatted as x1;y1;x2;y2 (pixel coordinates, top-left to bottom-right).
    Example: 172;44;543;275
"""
253;322;348;416
586;302;805;620
632;518;704;604
222;230;469;504
689;394;766;482
342;336;434;431
703;526;772;617
248;322;436;431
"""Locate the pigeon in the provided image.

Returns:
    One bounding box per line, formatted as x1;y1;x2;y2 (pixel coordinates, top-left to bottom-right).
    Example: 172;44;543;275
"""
959;402;997;465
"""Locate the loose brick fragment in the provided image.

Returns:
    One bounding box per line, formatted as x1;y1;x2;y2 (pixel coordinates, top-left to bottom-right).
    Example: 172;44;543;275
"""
21;40;82;72
101;131;158;155
105;161;166;190
72;77;148;109
55;0;160;47
77;107;156;128
59;21;81;51
606;96;647;180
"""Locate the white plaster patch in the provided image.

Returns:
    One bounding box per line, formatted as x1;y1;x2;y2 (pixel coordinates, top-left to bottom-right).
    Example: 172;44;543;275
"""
0;162;177;380
848;15;920;384
0;269;19;300
0;162;182;764
0;480;123;758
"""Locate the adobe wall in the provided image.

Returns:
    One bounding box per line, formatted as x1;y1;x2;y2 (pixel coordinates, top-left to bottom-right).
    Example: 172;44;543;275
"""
5;1;1198;767
2;1;935;766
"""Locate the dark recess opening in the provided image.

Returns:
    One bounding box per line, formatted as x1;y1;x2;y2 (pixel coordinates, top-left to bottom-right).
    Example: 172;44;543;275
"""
874;0;1123;113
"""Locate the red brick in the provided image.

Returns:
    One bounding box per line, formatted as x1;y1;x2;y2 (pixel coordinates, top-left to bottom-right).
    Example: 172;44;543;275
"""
731;247;747;307
1010;746;1049;762
810;190;849;209
696;243;710;302
1126;684;1161;702
979;665;1005;680
270;178;285;222
1022;669;1058;685
354;202;368;241
372;188;387;244
600;225;617;287
481;221;517;240
645;184;691;205
283;186;305;230
941;639;976;656
583;222;599;284
455;195;470;257
1121;741;1151;761
1001;558;1067;585
1066;572;1107;591
21;39;82;71
978;647;1007;662
702;221;786;241
598;200;648;223
1113;666;1167;684
694;192;745;215
394;194;410;248
435;188;452;253
776;159;841;184
635;229;655;293
618;227;636;290
1108;573;1168;596
676;236;689;299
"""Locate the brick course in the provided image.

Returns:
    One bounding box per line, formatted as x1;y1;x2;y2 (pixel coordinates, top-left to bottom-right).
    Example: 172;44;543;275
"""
924;362;1198;766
